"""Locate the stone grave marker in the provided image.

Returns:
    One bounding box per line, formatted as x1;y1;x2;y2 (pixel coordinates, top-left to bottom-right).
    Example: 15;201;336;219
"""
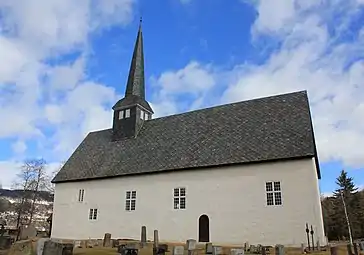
250;245;256;254
43;240;74;255
141;226;147;247
74;240;81;248
213;246;223;255
231;248;244;255
275;244;285;255
173;245;185;255
20;224;37;240
186;239;196;250
206;243;213;254
359;242;364;251
154;230;159;248
37;238;50;255
244;242;249;252
103;233;111;247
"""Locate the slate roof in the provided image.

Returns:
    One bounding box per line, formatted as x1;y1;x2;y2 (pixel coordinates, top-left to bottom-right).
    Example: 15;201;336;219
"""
52;90;320;183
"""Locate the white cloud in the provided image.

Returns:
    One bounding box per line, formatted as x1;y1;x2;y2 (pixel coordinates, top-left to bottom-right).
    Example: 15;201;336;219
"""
151;0;364;168
11;140;27;155
0;1;136;184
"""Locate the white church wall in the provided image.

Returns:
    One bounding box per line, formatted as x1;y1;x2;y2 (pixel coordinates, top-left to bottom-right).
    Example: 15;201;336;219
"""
51;157;325;247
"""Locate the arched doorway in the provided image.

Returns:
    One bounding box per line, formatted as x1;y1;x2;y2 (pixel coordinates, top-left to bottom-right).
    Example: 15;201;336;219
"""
198;214;210;242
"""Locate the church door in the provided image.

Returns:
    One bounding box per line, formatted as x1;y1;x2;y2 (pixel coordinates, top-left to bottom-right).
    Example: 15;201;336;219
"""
198;214;210;242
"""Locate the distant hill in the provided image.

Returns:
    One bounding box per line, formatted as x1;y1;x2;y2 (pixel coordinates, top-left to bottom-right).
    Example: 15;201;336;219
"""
0;189;54;202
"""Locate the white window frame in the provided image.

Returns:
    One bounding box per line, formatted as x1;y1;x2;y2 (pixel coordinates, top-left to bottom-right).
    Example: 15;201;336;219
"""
140;109;144;119
119;110;124;120
125;191;137;211
89;208;98;220
173;187;186;209
265;181;282;206
78;189;85;202
125;109;130;118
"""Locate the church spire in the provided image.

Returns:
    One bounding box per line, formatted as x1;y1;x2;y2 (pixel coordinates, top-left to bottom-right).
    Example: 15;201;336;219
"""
111;18;153;141
125;17;145;99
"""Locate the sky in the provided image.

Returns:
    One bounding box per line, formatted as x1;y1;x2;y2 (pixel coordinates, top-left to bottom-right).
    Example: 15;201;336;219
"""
0;0;363;196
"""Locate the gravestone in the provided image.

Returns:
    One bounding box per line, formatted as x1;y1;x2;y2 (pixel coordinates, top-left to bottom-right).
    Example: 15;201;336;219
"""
213;246;223;255
173;245;184;255
20;224;37;240
359;242;364;251
257;244;262;254
206;243;213;254
250;245;256;253
244;242;249;252
36;238;50;255
74;240;81;248
153;230;159;248
275;245;285;255
141;226;147;247
103;233;111;247
231;248;244;255
330;246;338;255
43;240;74;255
186;239;196;250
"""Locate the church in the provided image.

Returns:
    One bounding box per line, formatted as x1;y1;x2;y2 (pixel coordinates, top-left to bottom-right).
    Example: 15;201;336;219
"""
51;21;326;247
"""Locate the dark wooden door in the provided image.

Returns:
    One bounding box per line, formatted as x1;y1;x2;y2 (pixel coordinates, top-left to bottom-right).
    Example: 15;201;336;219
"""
198;214;210;242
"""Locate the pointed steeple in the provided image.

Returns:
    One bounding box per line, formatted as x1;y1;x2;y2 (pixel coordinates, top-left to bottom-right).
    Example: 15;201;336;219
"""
125;17;145;99
111;18;154;141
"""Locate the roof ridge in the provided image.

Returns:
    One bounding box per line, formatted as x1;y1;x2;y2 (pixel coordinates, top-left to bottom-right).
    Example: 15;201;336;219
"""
150;90;308;121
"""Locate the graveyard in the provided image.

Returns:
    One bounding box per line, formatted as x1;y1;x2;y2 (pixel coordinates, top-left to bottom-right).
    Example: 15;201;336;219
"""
0;225;363;255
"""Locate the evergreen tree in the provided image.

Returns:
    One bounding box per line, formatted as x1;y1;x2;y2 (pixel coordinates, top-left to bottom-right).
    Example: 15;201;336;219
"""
332;170;361;240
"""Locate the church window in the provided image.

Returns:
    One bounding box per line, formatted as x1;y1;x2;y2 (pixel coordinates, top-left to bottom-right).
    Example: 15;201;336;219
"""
125;190;137;211
125;109;131;118
78;189;85;202
89;208;98;220
173;187;186;209
140;109;144;119
266;181;282;206
119;110;124;119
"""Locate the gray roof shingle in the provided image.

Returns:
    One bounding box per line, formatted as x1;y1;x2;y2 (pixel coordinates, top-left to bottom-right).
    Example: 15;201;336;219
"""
52;90;319;183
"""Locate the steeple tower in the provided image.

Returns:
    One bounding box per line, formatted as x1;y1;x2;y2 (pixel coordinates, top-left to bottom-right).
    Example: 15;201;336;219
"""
112;18;154;141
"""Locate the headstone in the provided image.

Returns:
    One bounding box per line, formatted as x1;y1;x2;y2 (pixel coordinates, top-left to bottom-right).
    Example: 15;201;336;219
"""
244;242;249;252
206;243;213;254
213;246;223;255
74;240;81;248
0;235;12;250
330;246;338;255
153;230;159;248
141;226;147;247
231;248;244;255
173;245;185;255
275;245;285;255
37;238;50;255
250;245;256;254
19;224;37;240
103;233;111;247
186;239;196;250
257;244;262;253
359;242;364;251
43;240;74;255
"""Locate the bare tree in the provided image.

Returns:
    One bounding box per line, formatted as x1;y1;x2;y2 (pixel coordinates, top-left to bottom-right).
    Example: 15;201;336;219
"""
12;158;50;226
